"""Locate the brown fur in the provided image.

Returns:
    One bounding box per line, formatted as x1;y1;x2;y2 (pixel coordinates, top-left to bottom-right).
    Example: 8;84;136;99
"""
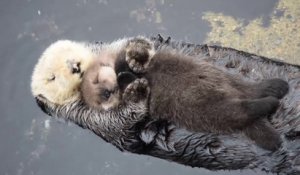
147;51;271;132
145;51;285;151
80;38;289;151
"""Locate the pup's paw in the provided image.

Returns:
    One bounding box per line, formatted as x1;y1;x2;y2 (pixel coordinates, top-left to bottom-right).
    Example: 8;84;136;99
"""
125;38;155;73
123;78;150;102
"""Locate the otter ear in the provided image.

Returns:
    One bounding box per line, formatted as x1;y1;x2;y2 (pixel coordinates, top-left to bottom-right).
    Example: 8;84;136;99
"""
117;72;137;91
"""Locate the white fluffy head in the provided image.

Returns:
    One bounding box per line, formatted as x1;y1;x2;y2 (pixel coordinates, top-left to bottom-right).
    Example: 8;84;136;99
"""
31;40;95;105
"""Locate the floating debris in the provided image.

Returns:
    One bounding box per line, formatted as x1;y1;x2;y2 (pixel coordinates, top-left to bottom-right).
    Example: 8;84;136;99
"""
155;11;162;23
44;119;50;129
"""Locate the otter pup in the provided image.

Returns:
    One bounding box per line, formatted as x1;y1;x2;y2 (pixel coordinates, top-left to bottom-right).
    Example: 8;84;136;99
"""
80;38;289;151
80;59;139;110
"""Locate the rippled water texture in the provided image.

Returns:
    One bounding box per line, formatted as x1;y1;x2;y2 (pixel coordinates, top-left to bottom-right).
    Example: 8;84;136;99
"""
0;0;298;175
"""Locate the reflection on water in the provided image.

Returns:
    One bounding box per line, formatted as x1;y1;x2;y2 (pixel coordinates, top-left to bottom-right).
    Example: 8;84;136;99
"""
203;0;300;65
1;0;297;175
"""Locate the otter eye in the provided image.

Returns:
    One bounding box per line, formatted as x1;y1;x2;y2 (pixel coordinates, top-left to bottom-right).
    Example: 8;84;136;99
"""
101;89;111;101
47;75;55;81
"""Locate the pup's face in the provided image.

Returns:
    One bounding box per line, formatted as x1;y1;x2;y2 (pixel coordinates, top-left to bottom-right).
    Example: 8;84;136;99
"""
31;40;94;105
81;62;120;110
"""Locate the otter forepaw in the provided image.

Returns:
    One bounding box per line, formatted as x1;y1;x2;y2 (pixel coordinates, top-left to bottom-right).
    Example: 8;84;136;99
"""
125;38;155;73
35;95;57;116
123;78;150;102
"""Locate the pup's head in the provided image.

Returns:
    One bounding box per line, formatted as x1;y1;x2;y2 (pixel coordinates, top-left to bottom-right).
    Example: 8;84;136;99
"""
31;40;95;105
80;62;120;110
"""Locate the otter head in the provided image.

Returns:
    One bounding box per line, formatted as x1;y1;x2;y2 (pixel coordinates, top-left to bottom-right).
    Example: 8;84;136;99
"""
31;40;95;105
81;62;121;110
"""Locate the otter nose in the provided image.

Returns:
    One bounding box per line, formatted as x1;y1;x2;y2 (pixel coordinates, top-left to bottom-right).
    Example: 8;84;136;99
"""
66;60;81;74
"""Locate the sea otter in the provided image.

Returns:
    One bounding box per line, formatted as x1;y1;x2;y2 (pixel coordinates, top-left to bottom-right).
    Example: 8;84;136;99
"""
31;36;300;174
80;37;289;151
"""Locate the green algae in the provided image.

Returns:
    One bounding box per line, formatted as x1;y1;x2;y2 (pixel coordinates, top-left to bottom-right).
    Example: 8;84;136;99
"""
203;0;300;65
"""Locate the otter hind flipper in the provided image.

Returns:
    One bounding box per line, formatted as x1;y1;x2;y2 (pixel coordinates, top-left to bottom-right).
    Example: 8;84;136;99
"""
241;96;279;118
257;78;289;99
244;120;281;151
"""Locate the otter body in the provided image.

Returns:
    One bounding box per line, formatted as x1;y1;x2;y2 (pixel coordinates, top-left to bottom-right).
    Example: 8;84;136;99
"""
80;37;289;151
145;51;277;132
31;36;300;173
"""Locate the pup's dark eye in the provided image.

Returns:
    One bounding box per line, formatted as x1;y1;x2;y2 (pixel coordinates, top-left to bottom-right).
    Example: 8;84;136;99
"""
101;90;111;101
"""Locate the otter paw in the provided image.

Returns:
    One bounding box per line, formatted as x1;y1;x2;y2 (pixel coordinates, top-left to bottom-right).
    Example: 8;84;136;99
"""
35;95;56;116
125;38;155;73
123;78;150;102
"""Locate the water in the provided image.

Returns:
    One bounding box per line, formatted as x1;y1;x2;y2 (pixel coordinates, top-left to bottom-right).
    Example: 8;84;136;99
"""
0;0;282;174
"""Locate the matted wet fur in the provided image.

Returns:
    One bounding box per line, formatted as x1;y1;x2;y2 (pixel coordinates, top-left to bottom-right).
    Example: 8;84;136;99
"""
80;37;288;151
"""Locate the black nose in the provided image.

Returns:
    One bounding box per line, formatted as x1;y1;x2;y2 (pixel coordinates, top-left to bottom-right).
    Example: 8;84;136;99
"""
35;96;52;116
67;60;81;74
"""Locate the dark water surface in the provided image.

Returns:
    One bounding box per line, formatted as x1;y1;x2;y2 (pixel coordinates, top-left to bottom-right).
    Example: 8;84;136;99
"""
0;0;279;174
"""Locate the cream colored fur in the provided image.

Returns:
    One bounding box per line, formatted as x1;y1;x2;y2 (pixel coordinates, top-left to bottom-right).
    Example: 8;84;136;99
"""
31;40;95;104
31;36;150;105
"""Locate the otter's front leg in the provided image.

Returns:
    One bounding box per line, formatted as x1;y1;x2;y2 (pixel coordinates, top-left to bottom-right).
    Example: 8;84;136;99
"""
123;78;150;103
125;38;155;73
